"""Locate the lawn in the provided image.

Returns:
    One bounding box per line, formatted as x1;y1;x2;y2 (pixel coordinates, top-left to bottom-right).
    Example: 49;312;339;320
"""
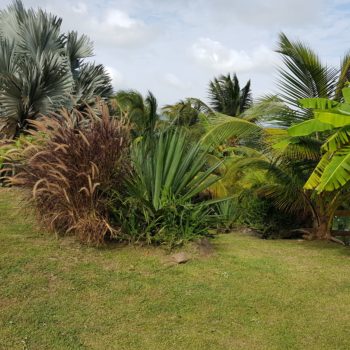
1;189;350;350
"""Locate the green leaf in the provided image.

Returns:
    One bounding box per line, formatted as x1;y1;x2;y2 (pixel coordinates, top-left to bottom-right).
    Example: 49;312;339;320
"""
336;103;350;115
304;153;331;190
342;87;350;104
315;146;350;192
315;111;350;127
298;98;337;110
288;119;334;136
200;113;261;146
322;126;350;152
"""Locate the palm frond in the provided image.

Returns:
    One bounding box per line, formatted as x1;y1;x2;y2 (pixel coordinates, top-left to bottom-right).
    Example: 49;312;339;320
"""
277;32;338;110
208;73;251;116
66;31;94;73
200;113;261;147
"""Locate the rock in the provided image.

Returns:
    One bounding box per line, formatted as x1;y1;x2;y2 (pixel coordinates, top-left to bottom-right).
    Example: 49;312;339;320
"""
196;237;214;256
171;252;190;264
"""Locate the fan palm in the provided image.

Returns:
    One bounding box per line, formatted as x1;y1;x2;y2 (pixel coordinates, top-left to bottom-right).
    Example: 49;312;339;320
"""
0;1;112;138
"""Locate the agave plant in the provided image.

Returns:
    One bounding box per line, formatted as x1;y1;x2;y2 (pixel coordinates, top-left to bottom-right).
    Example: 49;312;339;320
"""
120;130;226;246
0;0;112;138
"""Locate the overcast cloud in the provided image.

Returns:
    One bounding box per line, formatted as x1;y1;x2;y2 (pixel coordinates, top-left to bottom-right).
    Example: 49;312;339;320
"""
1;0;349;105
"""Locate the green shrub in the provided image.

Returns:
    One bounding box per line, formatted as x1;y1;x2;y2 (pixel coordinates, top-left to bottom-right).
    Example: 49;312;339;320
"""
215;191;267;231
114;130;224;247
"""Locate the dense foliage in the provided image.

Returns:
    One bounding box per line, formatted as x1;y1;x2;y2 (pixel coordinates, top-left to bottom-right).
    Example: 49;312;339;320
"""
2;0;350;246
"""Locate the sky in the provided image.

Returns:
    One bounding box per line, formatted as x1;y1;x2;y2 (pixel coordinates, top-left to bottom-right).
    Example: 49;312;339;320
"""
1;0;350;106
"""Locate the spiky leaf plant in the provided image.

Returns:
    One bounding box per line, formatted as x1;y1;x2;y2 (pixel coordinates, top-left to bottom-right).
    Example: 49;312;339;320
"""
118;130;226;246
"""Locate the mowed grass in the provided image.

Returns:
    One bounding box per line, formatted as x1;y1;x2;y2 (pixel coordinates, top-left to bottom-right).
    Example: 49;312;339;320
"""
1;189;350;350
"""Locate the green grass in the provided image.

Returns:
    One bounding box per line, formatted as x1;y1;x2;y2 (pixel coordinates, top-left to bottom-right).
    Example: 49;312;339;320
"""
1;189;350;350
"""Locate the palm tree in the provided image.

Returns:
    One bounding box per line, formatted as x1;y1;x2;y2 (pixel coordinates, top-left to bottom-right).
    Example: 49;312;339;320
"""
0;1;112;138
162;99;205;127
112;90;160;139
208;73;252;117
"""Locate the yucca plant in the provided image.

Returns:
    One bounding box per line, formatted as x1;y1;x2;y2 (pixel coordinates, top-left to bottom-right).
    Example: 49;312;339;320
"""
8;104;130;245
118;130;225;246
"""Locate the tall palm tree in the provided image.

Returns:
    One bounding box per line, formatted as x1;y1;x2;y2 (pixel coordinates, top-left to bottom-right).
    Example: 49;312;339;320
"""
0;1;112;138
208;73;252;117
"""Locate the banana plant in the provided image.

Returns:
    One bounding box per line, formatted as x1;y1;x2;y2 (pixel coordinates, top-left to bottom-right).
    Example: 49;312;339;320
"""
287;87;350;193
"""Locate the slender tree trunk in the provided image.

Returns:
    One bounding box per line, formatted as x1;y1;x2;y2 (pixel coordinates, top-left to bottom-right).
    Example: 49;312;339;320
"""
310;193;336;240
312;215;332;240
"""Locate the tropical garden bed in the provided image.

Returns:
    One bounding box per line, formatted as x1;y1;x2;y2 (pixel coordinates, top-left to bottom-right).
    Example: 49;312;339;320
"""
2;2;350;349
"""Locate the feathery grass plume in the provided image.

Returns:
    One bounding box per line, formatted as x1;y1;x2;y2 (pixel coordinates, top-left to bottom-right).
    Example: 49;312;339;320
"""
9;103;130;245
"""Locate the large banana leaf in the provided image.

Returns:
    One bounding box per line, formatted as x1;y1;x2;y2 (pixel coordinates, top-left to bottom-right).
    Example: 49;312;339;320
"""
308;147;350;192
299;98;338;110
322;126;350;152
315;111;350;127
288;119;334;136
304;153;331;191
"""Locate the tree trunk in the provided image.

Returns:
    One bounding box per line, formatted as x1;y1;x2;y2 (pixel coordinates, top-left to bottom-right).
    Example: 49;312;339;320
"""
313;216;332;240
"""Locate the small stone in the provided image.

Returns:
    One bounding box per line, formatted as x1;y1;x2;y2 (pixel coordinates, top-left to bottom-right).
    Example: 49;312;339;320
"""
171;252;190;264
196;237;214;256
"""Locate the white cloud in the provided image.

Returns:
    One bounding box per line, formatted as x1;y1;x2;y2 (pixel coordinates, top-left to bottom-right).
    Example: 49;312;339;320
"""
78;8;153;47
72;2;88;15
105;66;124;89
105;9;139;29
191;38;278;73
163;73;191;90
